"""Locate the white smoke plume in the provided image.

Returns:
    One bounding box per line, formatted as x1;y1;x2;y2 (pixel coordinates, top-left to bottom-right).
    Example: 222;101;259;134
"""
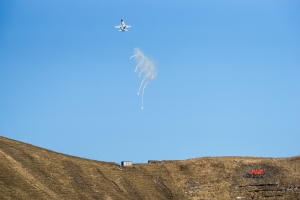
130;48;157;109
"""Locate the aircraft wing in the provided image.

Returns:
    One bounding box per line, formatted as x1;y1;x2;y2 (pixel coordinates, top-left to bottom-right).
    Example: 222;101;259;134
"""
115;25;121;28
125;25;131;28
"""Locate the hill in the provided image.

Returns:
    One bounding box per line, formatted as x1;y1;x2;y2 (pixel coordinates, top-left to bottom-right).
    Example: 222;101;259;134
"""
0;136;299;199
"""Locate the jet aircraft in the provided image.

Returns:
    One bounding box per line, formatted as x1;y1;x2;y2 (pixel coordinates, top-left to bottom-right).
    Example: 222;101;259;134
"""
115;19;131;32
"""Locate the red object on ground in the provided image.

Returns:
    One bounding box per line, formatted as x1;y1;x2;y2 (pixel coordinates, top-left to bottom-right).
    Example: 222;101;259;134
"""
251;169;265;175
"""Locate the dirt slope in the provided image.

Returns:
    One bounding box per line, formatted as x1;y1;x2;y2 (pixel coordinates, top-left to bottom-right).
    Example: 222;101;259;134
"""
0;136;299;200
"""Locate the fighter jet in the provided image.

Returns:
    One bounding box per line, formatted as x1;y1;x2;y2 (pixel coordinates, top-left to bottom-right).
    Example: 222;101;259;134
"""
115;19;131;32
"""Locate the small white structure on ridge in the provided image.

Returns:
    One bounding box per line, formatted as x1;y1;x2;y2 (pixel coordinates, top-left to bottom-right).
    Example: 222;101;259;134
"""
121;161;132;166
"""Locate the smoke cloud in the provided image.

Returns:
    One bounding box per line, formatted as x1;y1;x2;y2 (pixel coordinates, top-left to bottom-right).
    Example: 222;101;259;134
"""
130;48;157;109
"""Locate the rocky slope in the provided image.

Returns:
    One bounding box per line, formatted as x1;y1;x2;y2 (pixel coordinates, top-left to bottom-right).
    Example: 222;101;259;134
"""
0;136;299;199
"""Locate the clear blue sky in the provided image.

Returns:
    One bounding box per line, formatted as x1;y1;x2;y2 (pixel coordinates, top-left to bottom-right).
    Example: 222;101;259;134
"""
1;0;299;163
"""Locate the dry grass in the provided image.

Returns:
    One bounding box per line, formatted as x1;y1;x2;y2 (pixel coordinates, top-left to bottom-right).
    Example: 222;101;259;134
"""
0;136;299;200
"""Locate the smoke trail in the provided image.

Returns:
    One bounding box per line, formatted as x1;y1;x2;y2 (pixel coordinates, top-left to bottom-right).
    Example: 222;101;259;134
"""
130;48;157;109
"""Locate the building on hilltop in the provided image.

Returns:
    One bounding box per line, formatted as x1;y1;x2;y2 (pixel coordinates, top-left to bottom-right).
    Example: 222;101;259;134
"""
121;161;132;166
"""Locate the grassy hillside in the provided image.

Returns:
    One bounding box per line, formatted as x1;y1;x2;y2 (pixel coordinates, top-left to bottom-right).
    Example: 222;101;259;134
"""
0;136;299;199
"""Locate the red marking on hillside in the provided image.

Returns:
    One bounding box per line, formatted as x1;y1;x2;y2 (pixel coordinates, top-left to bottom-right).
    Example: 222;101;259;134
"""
251;169;265;175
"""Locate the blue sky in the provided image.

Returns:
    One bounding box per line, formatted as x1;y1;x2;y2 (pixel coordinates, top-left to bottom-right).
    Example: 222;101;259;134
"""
1;0;299;163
